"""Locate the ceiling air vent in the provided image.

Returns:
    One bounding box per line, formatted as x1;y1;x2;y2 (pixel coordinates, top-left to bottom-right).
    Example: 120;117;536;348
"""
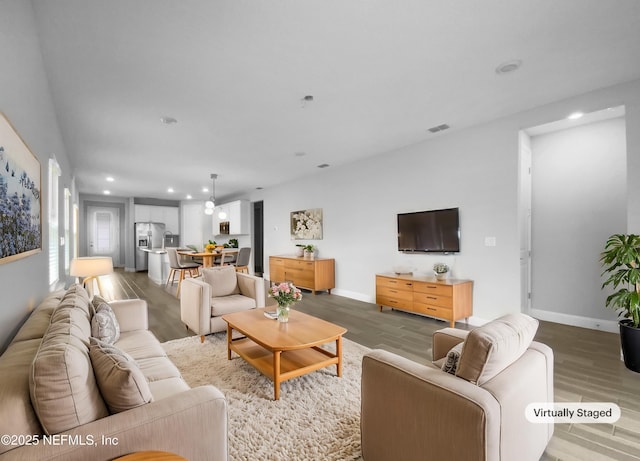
317;164;330;169
428;124;450;133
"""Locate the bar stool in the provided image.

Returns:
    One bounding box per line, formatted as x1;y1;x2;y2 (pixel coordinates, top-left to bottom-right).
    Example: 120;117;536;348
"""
166;248;200;297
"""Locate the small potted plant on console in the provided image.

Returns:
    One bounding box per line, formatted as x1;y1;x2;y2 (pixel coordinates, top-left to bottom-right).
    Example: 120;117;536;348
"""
303;244;316;259
433;263;449;280
600;234;640;373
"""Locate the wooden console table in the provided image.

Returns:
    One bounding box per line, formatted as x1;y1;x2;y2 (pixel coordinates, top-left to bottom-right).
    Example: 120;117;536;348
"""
269;255;335;294
376;273;473;327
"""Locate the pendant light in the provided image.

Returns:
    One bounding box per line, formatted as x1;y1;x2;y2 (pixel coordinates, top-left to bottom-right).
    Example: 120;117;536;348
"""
204;174;217;215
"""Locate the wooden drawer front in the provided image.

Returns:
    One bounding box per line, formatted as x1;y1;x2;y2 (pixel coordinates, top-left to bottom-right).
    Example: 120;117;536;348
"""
376;276;413;290
413;282;452;297
286;260;315;271
377;286;413;302
413;292;453;308
286;271;314;287
376;295;413;310
413;302;452;319
271;266;285;282
270;257;285;267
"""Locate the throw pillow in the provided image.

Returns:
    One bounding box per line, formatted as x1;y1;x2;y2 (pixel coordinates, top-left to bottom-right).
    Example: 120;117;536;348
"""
455;313;539;385
202;266;240;297
30;334;108;435
58;283;92;320
89;338;153;414
91;294;110;317
441;342;464;374
91;302;121;344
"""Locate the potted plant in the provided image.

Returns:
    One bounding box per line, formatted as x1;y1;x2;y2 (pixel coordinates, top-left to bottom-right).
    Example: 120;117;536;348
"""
294;244;305;257
433;263;449;280
600;234;640;373
303;244;315;259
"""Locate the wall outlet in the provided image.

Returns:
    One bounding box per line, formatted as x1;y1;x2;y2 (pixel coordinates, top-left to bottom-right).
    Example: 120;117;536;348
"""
484;237;497;247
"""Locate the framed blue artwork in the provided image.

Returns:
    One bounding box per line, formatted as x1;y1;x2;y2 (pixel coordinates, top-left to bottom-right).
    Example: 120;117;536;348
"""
0;112;41;264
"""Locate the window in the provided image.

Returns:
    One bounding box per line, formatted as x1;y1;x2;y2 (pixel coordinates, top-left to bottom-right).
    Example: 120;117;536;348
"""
64;187;71;272
48;158;61;286
95;212;111;252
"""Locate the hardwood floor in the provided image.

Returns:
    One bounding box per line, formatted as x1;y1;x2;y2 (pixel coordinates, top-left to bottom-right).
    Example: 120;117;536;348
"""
106;268;640;461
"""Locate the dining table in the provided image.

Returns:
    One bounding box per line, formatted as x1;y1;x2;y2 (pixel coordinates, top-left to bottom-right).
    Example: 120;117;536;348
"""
177;249;238;268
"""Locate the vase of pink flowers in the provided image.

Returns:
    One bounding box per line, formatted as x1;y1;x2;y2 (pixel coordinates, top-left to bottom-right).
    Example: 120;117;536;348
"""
268;282;303;322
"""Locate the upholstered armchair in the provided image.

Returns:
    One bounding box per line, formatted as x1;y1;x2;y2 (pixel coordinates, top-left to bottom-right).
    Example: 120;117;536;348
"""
180;265;266;342
361;314;554;461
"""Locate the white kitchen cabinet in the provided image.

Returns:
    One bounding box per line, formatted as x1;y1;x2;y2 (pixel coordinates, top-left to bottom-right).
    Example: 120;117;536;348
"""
134;204;151;222
134;205;179;233
212;200;250;236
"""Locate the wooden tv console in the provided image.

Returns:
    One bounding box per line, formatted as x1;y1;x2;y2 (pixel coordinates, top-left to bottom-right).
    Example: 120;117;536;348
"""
376;273;473;327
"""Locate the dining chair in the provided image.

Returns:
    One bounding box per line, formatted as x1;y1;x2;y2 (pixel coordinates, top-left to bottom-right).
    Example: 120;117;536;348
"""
166;248;201;297
233;247;251;273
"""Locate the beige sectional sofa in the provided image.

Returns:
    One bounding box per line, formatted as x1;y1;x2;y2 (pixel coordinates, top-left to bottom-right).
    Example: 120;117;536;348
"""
0;285;227;461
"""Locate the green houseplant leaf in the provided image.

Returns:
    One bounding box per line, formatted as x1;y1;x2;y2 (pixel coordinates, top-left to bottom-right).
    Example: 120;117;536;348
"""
600;234;640;328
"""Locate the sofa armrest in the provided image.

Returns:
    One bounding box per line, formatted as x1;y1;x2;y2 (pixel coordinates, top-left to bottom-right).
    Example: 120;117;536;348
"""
110;299;148;332
1;386;227;461
237;273;266;308
432;327;469;361
180;278;212;337
361;349;500;461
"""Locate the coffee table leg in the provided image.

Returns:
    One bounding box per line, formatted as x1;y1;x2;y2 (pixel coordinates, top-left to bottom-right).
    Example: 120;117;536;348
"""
336;336;343;377
226;324;232;360
273;350;281;400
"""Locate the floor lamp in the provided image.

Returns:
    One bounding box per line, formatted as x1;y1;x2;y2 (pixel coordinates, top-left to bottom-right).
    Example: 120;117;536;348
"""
70;256;114;298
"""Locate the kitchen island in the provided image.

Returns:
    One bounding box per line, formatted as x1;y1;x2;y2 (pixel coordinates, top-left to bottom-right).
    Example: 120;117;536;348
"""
142;248;169;285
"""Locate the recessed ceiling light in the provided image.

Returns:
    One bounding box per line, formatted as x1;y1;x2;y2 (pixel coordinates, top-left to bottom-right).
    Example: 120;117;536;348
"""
202;187;209;193
256;187;263;190
567;112;584;120
495;59;522;75
294;152;306;157
160;116;178;125
167;187;174;193
186;194;192;200
103;190;111;195
106;176;114;182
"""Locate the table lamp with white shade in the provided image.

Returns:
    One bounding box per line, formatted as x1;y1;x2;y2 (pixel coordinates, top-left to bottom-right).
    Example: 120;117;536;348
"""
70;256;114;297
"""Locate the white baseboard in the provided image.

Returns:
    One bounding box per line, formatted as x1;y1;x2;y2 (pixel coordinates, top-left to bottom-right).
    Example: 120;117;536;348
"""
530;308;619;333
330;288;374;303
125;267;136;272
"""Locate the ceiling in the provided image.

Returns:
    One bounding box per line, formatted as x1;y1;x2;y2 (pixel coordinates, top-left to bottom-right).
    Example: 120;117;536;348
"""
30;0;640;202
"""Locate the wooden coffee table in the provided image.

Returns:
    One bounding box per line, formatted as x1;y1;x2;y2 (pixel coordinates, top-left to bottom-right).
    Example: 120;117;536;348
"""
222;308;347;400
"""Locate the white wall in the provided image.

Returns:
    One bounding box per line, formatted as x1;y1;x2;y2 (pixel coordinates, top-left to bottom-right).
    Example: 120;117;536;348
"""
247;78;640;327
0;1;74;352
530;117;626;326
252;120;522;323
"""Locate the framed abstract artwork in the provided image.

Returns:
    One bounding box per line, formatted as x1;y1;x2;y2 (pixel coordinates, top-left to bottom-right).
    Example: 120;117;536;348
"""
0;112;42;264
290;208;323;240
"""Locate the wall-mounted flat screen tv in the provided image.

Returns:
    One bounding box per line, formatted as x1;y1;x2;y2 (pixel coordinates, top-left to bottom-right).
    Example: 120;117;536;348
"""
397;207;460;253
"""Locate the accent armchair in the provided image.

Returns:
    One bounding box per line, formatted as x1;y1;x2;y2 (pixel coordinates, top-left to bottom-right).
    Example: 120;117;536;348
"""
180;265;266;342
361;313;554;461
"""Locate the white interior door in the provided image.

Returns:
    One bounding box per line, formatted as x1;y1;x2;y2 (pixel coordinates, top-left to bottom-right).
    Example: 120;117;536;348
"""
87;206;120;266
518;131;533;313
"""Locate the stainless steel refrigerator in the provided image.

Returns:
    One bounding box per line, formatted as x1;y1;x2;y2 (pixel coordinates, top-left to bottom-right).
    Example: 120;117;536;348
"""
135;222;166;271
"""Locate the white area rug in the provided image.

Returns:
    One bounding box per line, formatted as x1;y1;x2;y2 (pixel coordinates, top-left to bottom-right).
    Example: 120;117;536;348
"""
162;334;369;461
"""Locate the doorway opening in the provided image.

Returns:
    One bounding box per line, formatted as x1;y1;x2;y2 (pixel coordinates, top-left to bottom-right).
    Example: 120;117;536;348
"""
253;201;264;276
519;106;626;330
